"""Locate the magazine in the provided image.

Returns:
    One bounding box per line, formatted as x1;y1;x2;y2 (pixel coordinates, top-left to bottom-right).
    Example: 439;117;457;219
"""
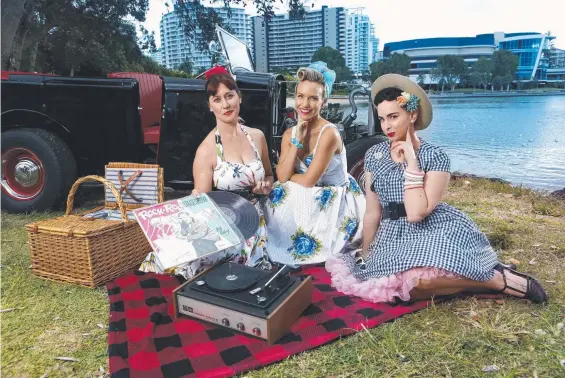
133;194;244;270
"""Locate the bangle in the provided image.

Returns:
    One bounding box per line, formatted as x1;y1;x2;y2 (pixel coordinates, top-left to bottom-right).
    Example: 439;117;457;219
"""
404;185;423;190
405;168;424;176
291;138;303;149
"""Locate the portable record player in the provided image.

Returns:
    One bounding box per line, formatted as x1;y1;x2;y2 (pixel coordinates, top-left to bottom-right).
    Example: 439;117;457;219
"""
173;261;312;344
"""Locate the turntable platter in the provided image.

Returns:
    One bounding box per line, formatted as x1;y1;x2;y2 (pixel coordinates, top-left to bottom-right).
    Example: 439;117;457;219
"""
203;263;269;293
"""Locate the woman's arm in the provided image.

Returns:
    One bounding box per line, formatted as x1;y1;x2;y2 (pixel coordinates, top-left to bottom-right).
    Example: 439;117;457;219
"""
191;142;215;195
275;127;300;183
290;127;341;188
254;129;274;186
361;172;382;255
403;169;450;223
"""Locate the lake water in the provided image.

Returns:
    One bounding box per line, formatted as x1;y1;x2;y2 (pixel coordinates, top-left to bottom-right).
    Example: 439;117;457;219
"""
345;95;565;192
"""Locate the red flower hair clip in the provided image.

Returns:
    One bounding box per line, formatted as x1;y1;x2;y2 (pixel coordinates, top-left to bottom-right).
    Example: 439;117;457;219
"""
204;65;230;80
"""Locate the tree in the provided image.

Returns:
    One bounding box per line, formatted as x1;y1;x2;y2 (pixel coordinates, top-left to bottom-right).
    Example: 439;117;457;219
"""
492;50;518;80
435;55;468;92
471;57;493;90
417;73;426;88
369;53;411;81
311;46;352;82
2;0;153;75
429;68;444;94
177;59;194;74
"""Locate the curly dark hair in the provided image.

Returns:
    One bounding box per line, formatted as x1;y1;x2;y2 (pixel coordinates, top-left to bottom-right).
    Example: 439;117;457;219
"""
373;87;403;107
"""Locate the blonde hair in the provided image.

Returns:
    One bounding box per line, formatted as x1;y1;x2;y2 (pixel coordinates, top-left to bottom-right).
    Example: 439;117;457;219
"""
296;67;327;101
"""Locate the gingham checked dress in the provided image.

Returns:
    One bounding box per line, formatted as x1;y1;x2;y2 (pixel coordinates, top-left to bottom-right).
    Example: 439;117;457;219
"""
326;138;498;303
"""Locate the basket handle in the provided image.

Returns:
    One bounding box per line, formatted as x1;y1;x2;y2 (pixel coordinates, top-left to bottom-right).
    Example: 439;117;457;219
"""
65;175;128;222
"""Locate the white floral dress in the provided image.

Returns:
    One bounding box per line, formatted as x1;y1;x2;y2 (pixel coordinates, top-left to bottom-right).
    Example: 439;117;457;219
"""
263;124;366;266
140;125;270;279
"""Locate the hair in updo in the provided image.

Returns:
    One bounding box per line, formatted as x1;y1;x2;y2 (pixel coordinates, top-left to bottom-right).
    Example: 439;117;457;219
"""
373;87;403;106
296;67;327;100
205;74;241;101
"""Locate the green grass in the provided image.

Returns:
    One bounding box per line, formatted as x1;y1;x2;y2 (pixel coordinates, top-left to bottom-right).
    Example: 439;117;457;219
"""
2;180;565;377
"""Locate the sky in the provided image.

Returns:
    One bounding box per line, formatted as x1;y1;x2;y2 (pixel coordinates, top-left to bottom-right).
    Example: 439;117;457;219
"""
143;0;565;49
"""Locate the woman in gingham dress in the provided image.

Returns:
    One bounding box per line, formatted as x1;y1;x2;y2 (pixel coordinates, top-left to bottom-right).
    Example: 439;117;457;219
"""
326;74;548;304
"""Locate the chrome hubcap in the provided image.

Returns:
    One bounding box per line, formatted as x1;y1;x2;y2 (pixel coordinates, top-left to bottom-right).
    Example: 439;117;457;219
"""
1;147;45;200
14;159;41;187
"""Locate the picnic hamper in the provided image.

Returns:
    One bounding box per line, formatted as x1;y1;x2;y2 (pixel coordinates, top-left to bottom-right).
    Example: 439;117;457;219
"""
27;163;164;288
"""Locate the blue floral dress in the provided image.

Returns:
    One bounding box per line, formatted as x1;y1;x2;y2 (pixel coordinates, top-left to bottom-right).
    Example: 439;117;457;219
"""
263;124;366;265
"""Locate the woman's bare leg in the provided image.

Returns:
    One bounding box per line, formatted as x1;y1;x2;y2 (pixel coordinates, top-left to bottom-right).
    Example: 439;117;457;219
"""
408;270;528;300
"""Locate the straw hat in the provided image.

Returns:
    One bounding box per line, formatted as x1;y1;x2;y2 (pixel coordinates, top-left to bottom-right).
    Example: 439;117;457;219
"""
370;74;433;130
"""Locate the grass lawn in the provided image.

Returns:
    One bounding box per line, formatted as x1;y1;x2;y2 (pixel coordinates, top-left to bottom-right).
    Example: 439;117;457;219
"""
1;179;564;377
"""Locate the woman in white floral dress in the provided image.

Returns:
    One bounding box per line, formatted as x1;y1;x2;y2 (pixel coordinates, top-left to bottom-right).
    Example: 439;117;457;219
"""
264;62;366;266
140;66;273;279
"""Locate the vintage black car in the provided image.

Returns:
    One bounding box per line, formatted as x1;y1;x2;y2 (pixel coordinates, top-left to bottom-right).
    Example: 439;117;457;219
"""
1;27;386;213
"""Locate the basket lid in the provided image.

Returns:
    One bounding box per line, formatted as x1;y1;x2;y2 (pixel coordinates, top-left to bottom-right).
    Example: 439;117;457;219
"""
26;214;129;237
104;165;163;209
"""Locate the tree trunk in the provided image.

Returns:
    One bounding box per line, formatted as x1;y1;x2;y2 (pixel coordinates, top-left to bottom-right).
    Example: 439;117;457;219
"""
1;0;35;69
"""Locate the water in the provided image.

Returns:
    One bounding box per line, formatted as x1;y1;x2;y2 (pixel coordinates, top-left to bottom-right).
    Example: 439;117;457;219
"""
345;95;565;192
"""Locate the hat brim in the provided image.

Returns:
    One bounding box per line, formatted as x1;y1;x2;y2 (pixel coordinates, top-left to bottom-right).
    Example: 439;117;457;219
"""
370;74;433;130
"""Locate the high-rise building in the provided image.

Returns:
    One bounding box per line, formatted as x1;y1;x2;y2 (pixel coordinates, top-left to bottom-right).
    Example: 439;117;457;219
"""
345;9;374;74
549;47;565;69
160;7;252;72
252;6;348;73
150;48;163;66
371;30;380;63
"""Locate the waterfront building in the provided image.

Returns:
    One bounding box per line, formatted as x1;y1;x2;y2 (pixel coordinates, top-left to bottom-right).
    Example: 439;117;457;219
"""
384;32;557;82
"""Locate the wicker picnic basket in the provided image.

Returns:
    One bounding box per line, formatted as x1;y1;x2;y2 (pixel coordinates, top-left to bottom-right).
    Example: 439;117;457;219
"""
26;163;164;288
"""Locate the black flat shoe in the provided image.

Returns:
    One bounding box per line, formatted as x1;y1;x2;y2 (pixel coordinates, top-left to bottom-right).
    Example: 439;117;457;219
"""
493;264;548;304
495;262;517;271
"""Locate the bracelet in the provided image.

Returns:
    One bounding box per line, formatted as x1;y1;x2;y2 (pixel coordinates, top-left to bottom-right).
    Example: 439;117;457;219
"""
404;184;424;190
291;138;303;149
405;168;424;176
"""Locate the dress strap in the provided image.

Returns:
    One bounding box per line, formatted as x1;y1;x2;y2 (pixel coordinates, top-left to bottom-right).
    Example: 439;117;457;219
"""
313;123;339;153
214;128;224;162
240;125;261;160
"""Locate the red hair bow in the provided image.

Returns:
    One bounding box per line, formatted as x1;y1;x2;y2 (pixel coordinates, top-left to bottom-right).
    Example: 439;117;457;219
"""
204;65;230;80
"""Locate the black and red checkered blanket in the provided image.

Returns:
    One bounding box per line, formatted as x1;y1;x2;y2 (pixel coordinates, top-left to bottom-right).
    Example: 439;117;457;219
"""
106;267;443;378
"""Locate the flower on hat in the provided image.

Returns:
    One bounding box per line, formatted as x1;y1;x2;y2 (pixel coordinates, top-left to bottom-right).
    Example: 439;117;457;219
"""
396;91;420;112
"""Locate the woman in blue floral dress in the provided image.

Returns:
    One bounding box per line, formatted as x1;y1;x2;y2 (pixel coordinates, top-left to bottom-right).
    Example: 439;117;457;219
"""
264;62;366;266
326;74;548;304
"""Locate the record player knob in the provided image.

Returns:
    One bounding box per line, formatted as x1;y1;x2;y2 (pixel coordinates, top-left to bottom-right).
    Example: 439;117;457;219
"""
236;322;245;331
252;327;261;336
221;318;230;327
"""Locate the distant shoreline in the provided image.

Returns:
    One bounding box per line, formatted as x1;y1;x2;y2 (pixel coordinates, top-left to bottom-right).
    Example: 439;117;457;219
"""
286;90;565;105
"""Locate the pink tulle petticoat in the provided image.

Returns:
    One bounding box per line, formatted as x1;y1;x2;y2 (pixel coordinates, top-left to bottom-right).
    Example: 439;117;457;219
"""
325;256;463;303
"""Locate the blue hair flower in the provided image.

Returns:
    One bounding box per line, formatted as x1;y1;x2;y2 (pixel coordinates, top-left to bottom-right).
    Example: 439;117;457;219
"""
308;61;336;98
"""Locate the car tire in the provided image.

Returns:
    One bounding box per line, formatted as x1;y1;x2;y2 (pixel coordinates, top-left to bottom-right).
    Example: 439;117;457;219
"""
1;128;77;213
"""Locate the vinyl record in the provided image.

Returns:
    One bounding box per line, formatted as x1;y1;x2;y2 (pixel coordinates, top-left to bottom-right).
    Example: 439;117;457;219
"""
207;191;260;240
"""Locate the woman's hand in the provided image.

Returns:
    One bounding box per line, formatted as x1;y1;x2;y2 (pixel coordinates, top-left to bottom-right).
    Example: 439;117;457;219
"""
391;131;418;168
191;188;202;197
294;120;308;144
252;180;272;195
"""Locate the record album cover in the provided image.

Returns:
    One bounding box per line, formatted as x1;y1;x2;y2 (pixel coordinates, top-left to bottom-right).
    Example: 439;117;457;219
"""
133;194;244;270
